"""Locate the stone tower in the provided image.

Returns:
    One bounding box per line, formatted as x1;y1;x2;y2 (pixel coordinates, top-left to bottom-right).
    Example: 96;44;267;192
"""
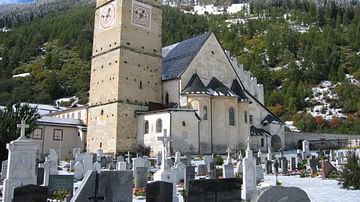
87;0;162;154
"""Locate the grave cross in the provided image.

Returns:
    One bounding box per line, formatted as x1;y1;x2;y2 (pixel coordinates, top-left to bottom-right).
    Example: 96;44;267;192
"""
226;147;231;164
17;119;29;140
157;129;172;170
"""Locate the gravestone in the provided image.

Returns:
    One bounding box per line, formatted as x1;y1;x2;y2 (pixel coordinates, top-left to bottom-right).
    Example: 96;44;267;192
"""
329;150;335;161
48;149;59;174
208;162;216;179
257;149;263;164
267;147;272;161
117;155;125;162
216;178;242;202
265;160;272;174
204;155;214;166
273;160;279;174
48;175;73;196
135;167;148;188
174;161;186;183
187;178;242;202
242;140;256;201
280;158;288;174
222;164;235;178
93;161;101;172
74;161;84;180
321;160;337;179
82;153;93;176
187;179;216;202
297;149;302;159
290;157;297;171
96;148;103;162
197;164;208;176
236;161;243;175
13;184;48;202
100;156;107;168
1;160;8;180
117;161;127;171
71;171;132;202
184;166;195;190
156;152;162;166
146;181;173;202
310;159;318;175
133;157;146;176
175;151;181;163
73;148;81;159
256;165;264;183
3;119;39;202
166;158;174;168
302;140;310;159
250;186;310;202
36;167;44;185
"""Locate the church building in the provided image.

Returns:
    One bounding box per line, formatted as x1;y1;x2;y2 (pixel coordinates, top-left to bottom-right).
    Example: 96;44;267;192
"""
86;0;284;156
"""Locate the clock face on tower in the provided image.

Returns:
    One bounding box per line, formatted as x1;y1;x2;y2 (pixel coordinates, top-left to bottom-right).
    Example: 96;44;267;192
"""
131;0;151;30
99;1;117;31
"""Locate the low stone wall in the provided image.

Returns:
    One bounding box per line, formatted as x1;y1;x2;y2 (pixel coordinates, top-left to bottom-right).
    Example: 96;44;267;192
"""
285;132;360;150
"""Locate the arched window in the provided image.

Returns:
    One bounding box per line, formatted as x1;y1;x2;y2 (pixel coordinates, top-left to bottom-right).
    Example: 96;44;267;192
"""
229;107;235;126
165;93;169;105
156;118;162;133
203;105;208;120
144;120;149;134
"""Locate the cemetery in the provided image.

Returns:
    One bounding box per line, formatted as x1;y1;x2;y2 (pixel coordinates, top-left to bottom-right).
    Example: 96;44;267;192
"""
0;119;359;201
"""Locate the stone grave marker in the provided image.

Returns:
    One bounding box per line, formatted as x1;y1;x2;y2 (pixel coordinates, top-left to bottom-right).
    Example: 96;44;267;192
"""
256;165;264;183
187;179;216;202
251;186;310;202
13;184;48;202
48;175;73;197
146;181;173;202
82;152;93;176
1;160;8;180
184;166;195;190
310;159;318;175
265;160;272;174
174;161;186;183
117;161;127;171
74;161;84;180
242;139;256;201
208;162;216;179
321;159;337;179
133;157;146;175
280;158;288;174
156;151;161;166
100;156;107;168
117;155;125;162
134;167;148;188
216;178;242;202
222;164;234;178
36;167;44;185
197;164;208;176
96;148;103;162
236;160;243;175
93;161;101;172
71;171;132;202
3;119;39;202
302;140;310;159
290;157;297;171
273;160;279;174
297;149;302;159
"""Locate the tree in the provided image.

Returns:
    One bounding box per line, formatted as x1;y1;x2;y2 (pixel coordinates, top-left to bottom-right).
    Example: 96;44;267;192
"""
342;153;360;189
0;104;40;161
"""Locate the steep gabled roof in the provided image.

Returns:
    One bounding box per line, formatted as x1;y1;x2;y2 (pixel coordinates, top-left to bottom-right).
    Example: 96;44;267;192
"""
162;33;211;80
250;125;271;137
230;79;250;101
182;74;208;94
207;77;236;96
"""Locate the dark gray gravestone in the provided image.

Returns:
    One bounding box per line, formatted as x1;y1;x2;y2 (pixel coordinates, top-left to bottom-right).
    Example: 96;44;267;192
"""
250;186;310;202
37;167;44;185
100;156;107;168
197;164;208;176
290;157;297;171
146;181;172;202
72;170;133;202
310;159;318;174
1;160;7;180
273;160;279;174
48;175;73;197
187;178;242;202
208;162;216;179
266;161;273;174
13;184;48;202
184;166;195;190
280;158;288;173
135;167;148;188
216;178;242;202
187;179;217;202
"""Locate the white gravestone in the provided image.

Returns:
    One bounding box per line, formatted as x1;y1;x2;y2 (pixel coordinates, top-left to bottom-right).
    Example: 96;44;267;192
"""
48;149;59;175
82;153;93;177
302;140;310;159
117;161;127;171
74;161;84;180
96;148;103;162
1;160;8;180
242;138;256;202
153;130;178;202
93;161;101;173
73;148;81;159
3;119;38;202
226;148;232;165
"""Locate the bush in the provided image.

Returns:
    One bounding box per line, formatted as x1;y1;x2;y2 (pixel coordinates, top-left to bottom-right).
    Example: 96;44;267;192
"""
215;155;223;165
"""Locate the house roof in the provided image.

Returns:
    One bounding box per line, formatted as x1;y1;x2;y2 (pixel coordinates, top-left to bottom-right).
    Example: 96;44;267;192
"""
182;74;208;94
37;116;85;127
162;33;211;81
261;114;283;125
230;79;250;101
250;125;271;137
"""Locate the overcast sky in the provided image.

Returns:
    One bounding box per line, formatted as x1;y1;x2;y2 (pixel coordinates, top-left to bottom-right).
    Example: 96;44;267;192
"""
0;0;33;5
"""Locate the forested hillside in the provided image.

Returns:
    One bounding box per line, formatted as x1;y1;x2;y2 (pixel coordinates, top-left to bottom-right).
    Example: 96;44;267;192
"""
0;0;359;133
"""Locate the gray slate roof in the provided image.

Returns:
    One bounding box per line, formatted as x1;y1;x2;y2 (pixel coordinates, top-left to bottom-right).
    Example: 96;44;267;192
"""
250;126;271;137
37;116;85;127
162;33;211;80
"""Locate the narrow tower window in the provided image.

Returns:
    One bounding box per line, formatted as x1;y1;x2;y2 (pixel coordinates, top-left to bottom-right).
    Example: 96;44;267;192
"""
144;120;149;134
156;118;162;133
203;105;208;120
229;107;235;126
